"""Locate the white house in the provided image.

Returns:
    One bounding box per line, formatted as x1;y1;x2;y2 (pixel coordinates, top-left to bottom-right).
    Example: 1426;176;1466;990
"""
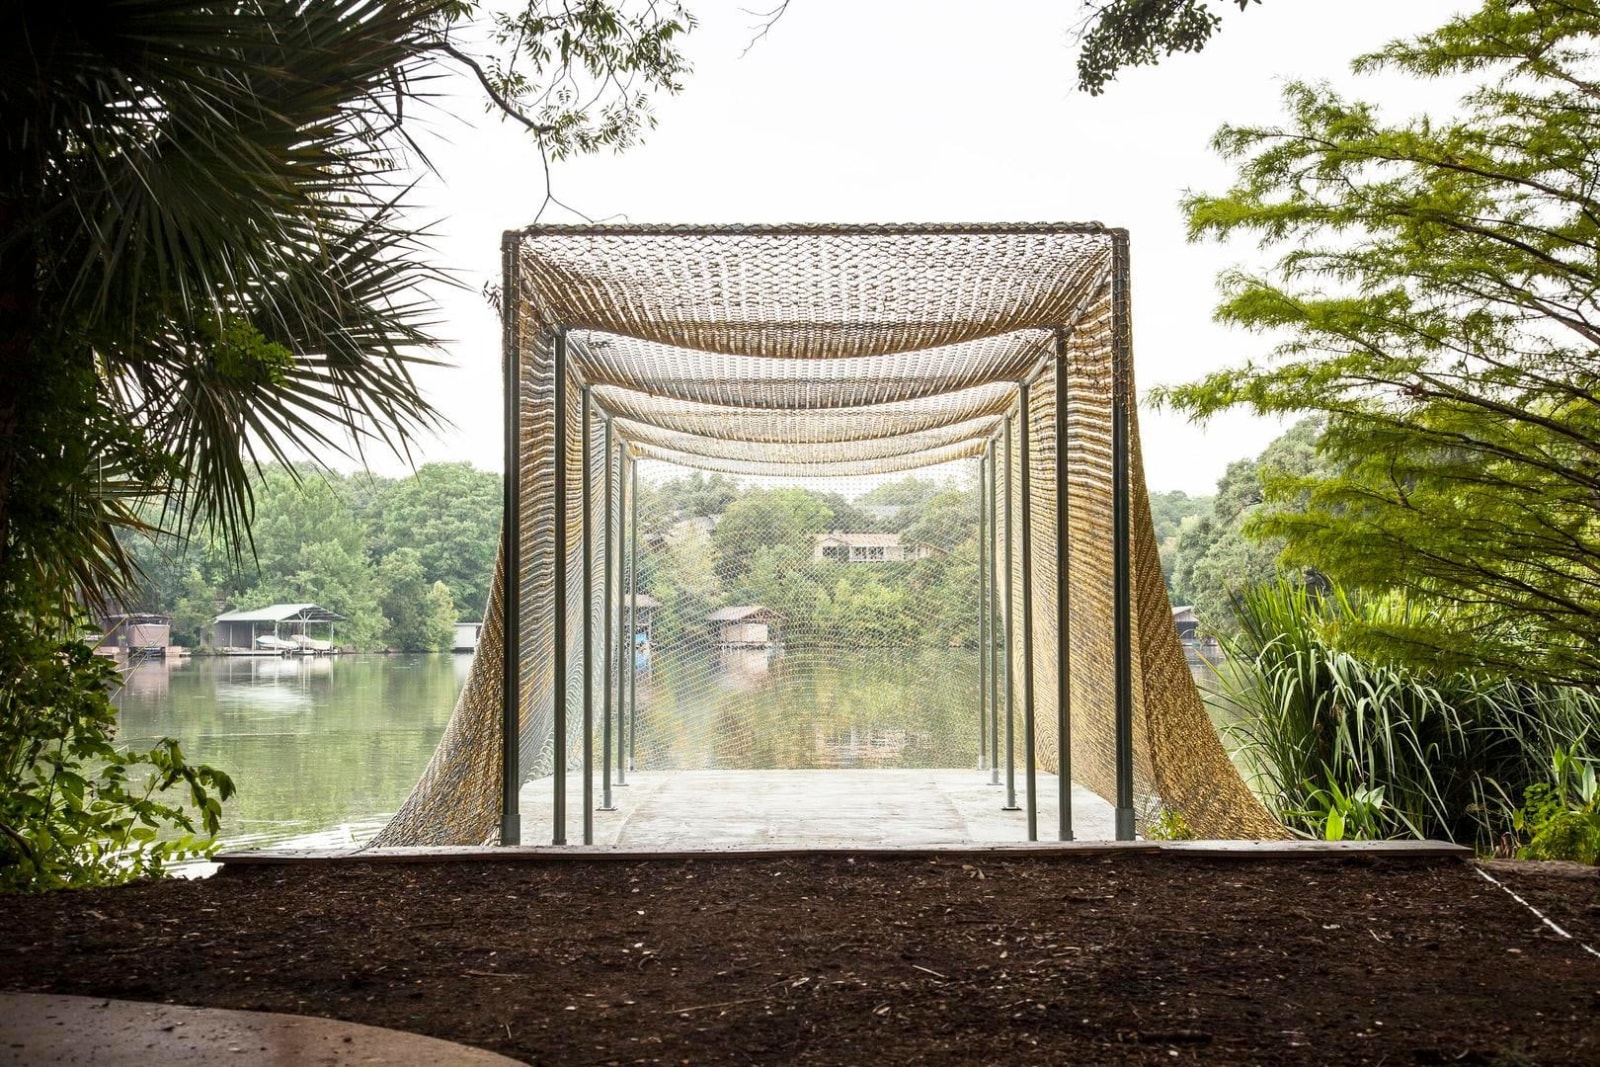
1172;605;1200;642
812;531;931;564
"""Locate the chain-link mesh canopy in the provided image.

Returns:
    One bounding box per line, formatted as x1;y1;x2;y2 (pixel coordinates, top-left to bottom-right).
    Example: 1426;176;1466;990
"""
376;224;1282;846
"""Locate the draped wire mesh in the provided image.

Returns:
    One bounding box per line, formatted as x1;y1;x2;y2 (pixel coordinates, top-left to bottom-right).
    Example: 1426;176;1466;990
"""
376;224;1281;846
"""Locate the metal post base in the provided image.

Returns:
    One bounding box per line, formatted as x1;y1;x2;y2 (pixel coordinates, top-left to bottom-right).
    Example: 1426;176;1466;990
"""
1115;807;1137;841
1001;804;1022;812
598;805;618;812
500;814;520;846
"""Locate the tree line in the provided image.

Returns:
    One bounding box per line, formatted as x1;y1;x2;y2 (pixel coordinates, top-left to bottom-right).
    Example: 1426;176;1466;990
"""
634;473;982;650
123;463;501;652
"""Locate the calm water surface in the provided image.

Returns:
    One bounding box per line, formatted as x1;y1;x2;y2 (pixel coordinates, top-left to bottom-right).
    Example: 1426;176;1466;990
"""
114;649;1218;851
114;654;470;851
113;649;985;850
630;646;982;773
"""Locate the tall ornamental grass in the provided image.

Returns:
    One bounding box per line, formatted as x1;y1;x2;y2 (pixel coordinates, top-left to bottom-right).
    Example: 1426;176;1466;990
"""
1213;582;1597;845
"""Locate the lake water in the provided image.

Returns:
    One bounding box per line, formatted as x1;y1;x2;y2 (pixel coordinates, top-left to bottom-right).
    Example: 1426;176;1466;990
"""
113;654;470;851
113;649;988;851
113;649;1218;851
629;646;983;773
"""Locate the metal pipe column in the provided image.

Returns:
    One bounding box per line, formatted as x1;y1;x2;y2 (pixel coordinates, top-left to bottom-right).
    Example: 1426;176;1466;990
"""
988;439;1000;786
614;447;627;790
600;417;615;812
627;455;639;773
977;451;988;772
1002;411;1019;811
551;330;569;845
1019;381;1038;842
498;244;522;846
1054;331;1074;842
580;386;595;845
1112;233;1137;841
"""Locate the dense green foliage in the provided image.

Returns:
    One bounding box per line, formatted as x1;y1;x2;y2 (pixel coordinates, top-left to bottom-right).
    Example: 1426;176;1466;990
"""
1160;0;1600;689
1217;582;1599;847
1149;1;1600;859
124;463;500;651
0;0;692;609
3;1;442;611
1147;490;1213;552
638;474;979;650
1163;418;1328;631
1514;748;1600;865
0;609;235;891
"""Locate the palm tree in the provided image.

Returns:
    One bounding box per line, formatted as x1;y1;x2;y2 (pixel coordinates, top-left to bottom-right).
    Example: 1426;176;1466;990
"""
1;0;449;611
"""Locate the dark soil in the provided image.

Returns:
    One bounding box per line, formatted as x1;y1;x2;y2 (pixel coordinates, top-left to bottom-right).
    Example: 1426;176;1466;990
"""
2;853;1597;1065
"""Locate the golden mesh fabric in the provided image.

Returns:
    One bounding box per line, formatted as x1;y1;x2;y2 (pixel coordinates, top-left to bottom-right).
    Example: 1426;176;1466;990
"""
628;439;990;479
590;381;1017;442
573;331;1053;408
376;223;1281;845
522;224;1111;358
617;416;1003;467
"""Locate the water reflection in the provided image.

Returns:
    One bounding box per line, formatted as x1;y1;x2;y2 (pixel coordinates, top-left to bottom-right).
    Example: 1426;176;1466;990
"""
715;647;772;691
634;646;979;772
112;646;1224;852
113;654;467;851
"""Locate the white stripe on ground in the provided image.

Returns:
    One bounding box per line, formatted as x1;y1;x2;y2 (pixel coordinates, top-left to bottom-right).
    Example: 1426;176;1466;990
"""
1474;864;1600;961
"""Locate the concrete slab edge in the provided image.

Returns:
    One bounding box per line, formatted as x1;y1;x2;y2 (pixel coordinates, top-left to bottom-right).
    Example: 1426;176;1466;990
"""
218;839;1473;868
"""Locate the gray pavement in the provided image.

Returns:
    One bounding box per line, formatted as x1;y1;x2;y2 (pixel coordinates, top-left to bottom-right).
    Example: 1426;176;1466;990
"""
516;768;1115;848
0;994;524;1066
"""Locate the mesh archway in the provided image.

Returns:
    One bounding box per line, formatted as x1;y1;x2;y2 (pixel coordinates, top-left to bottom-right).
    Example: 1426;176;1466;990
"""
376;223;1282;846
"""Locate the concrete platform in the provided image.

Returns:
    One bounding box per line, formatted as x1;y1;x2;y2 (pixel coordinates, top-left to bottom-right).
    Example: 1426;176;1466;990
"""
0;993;523;1066
515;768;1112;847
214;769;1473;866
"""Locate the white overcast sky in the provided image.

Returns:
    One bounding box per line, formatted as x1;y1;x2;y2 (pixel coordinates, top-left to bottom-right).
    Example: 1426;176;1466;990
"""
385;0;1468;495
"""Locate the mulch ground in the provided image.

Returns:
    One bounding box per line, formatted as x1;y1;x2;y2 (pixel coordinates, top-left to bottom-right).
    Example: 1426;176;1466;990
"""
2;853;1597;1065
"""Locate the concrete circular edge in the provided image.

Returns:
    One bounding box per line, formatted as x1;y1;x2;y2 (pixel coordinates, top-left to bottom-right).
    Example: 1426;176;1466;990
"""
0;993;526;1066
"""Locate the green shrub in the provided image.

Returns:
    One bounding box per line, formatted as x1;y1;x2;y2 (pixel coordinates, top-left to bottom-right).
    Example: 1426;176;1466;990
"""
1145;808;1196;841
1514;748;1600;865
1214;581;1598;846
1296;779;1386;841
1;612;235;892
1520;812;1600;865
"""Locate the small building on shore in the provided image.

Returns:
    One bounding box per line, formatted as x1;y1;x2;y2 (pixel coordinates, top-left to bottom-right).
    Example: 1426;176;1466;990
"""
630;593;660;645
707;605;780;647
452;621;483;652
214;603;346;654
1173;605;1200;642
94;613;172;657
